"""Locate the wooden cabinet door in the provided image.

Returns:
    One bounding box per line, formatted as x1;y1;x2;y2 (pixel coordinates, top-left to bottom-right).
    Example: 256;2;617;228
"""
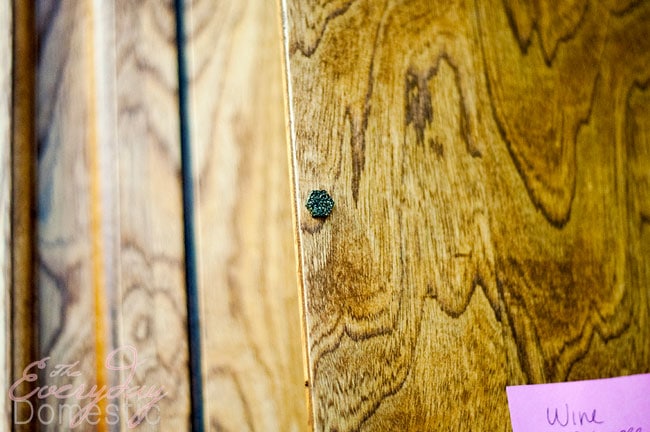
280;0;650;430
3;0;650;431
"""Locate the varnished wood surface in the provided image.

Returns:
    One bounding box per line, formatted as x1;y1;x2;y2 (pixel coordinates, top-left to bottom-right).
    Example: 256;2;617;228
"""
1;1;11;430
281;0;650;430
187;0;309;430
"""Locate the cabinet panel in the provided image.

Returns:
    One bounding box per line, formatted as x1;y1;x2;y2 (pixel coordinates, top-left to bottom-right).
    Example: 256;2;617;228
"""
280;0;650;430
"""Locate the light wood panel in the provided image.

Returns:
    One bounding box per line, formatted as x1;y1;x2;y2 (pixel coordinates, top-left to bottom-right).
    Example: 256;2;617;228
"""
0;1;11;430
35;0;190;429
281;0;650;430
114;0;190;429
186;0;309;430
36;2;104;429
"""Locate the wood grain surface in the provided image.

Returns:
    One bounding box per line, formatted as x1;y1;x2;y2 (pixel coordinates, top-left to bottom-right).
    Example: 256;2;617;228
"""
35;0;189;430
186;0;309;430
114;0;190;429
34;1;116;430
281;0;650;430
1;0;11;430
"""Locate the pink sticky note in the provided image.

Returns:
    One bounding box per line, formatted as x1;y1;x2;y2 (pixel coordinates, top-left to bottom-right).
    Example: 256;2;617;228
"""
506;373;650;432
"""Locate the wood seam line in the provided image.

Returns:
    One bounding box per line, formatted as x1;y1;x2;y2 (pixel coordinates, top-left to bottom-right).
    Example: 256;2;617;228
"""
277;0;315;428
174;0;205;430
